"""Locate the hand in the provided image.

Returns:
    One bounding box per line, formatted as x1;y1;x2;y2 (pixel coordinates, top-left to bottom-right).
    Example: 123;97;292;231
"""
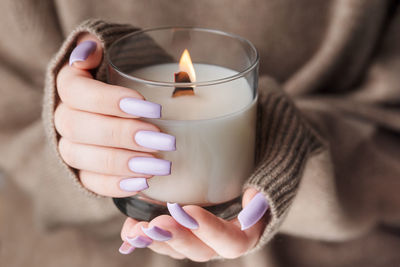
119;188;269;261
55;33;176;197
56;34;269;261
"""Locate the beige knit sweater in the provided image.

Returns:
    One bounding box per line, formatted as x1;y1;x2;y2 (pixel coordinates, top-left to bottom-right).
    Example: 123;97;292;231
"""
1;0;400;266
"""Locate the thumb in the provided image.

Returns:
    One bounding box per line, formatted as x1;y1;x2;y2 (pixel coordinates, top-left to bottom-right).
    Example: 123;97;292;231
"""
238;188;269;231
69;33;103;70
242;187;261;207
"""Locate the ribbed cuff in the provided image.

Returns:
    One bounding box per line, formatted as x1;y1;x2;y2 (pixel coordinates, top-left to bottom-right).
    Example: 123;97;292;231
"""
42;19;139;196
244;77;324;254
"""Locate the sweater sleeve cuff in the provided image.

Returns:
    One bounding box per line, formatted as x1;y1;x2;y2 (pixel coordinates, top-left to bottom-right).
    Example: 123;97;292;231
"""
243;77;324;254
42;19;139;197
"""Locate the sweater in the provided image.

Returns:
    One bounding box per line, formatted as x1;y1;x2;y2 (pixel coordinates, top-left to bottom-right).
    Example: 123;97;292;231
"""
1;0;400;266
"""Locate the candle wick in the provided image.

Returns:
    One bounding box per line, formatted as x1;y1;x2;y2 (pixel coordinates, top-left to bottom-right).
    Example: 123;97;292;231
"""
172;71;195;97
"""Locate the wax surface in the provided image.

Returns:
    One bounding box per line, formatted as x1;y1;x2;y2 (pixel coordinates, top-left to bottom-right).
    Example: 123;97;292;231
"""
131;63;253;120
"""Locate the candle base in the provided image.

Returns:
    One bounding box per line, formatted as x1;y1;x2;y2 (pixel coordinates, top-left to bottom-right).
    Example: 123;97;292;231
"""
113;195;242;222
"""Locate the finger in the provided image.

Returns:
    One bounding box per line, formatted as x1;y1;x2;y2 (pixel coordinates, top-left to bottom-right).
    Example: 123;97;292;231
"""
242;187;261;205
238;188;270;230
121;217;139;241
145;215;216;262
179;189;268;259
69;33;103;69
56;64;160;118
148;243;186;260
79;170;148;197
54;103;175;152
58;138;171;177
180;206;252;259
119;217;139;255
121;218;185;260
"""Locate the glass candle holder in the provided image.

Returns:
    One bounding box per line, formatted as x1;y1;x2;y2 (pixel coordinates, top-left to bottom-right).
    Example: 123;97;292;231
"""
107;27;259;221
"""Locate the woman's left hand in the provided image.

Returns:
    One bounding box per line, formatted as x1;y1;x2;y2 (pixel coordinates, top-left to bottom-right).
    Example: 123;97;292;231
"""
119;187;269;261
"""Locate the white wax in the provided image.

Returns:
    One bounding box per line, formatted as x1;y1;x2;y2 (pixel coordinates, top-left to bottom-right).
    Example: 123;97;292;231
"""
125;64;257;204
131;64;253;120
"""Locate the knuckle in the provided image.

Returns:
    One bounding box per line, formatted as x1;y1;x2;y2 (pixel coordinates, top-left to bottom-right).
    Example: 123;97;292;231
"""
121;218;134;240
124;221;147;239
152;215;172;222
187;254;214;263
219;243;248;259
54;104;75;139
58;138;76;167
104;149;118;173
56;67;68;97
185;205;206;220
58;71;92;107
79;171;91;189
151;215;181;231
110;120;125;147
170;254;186;260
57;71;76;104
91;87;108;110
79;172;113;197
137;120;160;133
114;84;144;100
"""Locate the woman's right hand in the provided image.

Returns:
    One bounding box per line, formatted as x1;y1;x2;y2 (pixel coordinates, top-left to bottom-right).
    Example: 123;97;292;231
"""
54;33;175;197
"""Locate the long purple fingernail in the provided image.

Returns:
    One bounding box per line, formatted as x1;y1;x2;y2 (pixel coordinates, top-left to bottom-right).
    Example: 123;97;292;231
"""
167;203;199;230
119;241;135;254
128;157;171;176
135;131;176;151
119;178;148;192
120;98;161;118
238;192;269;231
127;235;153;248
141;226;172;241
69;40;97;66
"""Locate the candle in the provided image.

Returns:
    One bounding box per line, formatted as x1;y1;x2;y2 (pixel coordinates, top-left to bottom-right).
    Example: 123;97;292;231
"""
127;62;257;204
107;27;260;219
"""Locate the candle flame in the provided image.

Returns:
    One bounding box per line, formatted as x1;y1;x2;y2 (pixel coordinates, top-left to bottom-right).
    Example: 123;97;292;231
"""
179;49;196;82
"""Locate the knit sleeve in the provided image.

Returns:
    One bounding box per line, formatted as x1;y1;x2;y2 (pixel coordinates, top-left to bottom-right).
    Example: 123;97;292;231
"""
42;19;139;196
243;76;324;252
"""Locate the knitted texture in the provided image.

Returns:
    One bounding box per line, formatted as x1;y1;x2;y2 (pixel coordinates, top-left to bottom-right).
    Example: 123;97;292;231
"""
244;77;323;252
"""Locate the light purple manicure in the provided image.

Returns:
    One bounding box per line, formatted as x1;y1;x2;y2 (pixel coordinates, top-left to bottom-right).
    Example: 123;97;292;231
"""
119;178;148;192
128;157;171;176
135;131;176;151
120;98;161;118
141;226;172;241
167;203;199;230
69;40;97;66
119;241;135;254
127;235;153;248
238;192;269;231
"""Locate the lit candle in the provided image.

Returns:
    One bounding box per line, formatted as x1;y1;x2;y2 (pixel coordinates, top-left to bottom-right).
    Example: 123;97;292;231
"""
127;50;257;205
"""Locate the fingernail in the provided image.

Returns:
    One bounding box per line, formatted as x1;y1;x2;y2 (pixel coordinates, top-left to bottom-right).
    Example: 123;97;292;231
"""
120;98;161;119
128;157;171;176
127;235;153;248
167;203;199;230
141;226;172;241
238;192;269;231
119;178;148;192
69;40;97;66
135;131;176;151
119;241;135;254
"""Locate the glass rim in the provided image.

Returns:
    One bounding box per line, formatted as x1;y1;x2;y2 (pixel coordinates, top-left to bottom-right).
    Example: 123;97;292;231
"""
106;26;259;87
